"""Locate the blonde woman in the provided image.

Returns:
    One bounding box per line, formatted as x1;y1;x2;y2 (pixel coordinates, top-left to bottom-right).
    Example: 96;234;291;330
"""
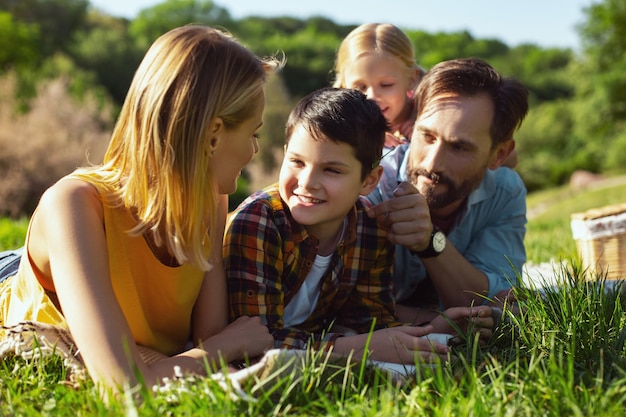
0;25;280;392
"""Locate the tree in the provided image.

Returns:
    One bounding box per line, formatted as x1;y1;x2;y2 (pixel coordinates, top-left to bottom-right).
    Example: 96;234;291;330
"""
0;0;89;58
573;0;626;172
0;12;40;71
70;11;143;104
236;16;350;98
129;0;233;50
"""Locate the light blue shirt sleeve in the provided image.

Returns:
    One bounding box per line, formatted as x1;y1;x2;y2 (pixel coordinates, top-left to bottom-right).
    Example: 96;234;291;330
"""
448;167;527;300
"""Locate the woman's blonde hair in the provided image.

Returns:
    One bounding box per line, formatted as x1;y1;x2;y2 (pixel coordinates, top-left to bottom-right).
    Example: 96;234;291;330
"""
333;23;422;88
75;25;280;270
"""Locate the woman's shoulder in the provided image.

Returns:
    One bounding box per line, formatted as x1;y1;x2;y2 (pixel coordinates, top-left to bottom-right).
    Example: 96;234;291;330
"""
26;176;105;280
39;176;101;211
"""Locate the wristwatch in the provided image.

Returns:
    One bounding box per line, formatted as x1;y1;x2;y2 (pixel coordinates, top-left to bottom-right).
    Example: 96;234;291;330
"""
411;226;446;258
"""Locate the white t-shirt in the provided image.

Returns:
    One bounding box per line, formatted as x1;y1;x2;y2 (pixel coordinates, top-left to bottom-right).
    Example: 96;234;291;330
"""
282;219;347;328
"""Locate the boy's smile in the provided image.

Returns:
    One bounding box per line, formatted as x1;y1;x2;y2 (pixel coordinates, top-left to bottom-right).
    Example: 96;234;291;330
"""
293;194;325;205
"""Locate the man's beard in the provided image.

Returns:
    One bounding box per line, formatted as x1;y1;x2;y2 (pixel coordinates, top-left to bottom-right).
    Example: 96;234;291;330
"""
407;167;486;210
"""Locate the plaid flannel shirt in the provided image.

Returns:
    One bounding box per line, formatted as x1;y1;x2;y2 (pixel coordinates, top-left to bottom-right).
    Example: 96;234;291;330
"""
224;184;399;350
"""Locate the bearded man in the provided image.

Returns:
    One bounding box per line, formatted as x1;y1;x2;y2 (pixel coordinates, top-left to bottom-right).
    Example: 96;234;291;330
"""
366;58;529;323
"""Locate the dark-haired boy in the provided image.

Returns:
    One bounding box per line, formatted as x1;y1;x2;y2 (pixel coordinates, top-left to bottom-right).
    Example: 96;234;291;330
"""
224;87;465;364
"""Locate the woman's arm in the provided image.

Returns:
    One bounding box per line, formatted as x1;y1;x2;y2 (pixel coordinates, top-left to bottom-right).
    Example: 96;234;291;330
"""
30;181;270;390
190;194;272;362
32;179;155;388
191;195;230;342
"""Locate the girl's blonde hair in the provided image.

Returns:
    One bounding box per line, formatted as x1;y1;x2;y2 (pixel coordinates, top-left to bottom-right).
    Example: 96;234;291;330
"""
75;25;280;270
333;23;422;88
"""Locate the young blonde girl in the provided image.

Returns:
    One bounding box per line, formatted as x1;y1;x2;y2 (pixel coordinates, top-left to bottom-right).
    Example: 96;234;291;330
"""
333;23;424;150
0;25;280;393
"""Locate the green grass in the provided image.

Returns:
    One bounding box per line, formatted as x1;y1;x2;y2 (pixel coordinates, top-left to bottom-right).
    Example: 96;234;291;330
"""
2;180;626;415
0;217;28;252
526;179;626;264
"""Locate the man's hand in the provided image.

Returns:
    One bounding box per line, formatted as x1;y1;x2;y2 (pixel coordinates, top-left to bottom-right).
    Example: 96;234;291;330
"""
366;181;432;252
429;306;496;344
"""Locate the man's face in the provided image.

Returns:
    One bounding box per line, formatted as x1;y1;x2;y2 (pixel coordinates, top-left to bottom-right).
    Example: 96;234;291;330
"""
407;93;496;215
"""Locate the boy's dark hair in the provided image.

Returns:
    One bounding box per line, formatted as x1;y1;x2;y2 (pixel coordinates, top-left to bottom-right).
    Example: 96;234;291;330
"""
415;57;529;149
285;87;388;180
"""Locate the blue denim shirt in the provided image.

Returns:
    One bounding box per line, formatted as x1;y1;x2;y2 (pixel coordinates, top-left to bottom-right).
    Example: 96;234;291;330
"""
365;144;527;305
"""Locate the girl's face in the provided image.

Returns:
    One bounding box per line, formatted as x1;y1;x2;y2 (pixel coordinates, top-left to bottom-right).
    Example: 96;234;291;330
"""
211;92;265;195
342;52;416;127
279;125;372;241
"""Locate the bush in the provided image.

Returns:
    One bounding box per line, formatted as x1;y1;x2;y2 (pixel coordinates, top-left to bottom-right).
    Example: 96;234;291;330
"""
0;72;112;217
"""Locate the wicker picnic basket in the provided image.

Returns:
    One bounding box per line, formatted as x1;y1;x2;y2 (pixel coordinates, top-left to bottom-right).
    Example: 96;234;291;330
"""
570;203;626;280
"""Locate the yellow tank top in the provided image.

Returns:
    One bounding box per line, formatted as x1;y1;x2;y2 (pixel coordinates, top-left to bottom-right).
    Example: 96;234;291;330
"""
0;176;206;355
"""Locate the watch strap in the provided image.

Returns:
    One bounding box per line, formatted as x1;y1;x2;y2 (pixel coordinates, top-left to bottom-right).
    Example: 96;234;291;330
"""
410;226;445;258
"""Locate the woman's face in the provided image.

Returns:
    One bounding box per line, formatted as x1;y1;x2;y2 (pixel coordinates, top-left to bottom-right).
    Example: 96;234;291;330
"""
211;92;265;195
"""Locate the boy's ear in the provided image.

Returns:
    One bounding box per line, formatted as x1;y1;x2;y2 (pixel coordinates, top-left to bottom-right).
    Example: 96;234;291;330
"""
489;139;515;169
207;117;225;151
360;165;384;196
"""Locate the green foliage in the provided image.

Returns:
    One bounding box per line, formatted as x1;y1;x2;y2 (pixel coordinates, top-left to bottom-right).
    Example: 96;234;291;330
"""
605;128;626;171
562;0;626;183
129;0;233;50
69;12;143;104
237;16;352;99
0;12;40;71
515;100;577;191
13;53;112;113
0;0;89;58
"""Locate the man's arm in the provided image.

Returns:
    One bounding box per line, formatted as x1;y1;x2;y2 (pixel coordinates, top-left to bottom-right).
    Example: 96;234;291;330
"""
419;242;489;307
367;176;526;308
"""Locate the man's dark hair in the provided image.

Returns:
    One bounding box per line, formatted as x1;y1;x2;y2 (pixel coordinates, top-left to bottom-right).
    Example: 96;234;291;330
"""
415;58;529;147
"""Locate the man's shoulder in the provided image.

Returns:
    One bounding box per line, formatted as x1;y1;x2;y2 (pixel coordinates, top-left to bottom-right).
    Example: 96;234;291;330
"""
487;167;526;195
466;168;526;215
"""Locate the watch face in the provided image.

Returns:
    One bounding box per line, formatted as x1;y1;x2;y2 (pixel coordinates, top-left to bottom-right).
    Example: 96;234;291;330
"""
433;231;446;252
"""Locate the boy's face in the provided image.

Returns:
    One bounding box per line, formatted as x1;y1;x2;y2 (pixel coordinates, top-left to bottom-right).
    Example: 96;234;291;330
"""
279;125;377;242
